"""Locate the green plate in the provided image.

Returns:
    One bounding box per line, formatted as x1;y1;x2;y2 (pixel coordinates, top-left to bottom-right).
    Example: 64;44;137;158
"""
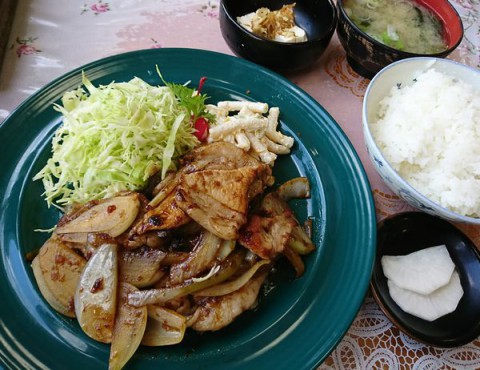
0;48;375;370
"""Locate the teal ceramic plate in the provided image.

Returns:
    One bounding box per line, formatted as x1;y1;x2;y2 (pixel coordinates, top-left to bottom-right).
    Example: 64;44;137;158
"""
0;48;375;370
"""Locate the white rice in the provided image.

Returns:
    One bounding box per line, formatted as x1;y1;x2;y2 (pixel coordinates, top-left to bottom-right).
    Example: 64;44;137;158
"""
371;68;480;217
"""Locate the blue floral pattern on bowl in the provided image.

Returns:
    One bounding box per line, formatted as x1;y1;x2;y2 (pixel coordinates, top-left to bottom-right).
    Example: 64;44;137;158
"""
362;57;480;225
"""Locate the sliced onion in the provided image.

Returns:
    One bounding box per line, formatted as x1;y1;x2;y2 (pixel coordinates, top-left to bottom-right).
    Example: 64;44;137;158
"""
216;239;236;261
56;193;141;243
276;177;310;201
109;282;147;370
74;243;118;343
119;247;166;288
283;245;305;278
141;306;186;346
149;172;179;207
32;237;86;318
169;230;222;284
303;218;313;239
195;259;270;297
288;226;315;255
127;250;245;307
161;252;189;266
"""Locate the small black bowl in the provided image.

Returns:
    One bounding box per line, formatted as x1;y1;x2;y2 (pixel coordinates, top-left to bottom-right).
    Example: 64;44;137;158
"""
371;212;480;347
336;0;464;79
219;0;337;71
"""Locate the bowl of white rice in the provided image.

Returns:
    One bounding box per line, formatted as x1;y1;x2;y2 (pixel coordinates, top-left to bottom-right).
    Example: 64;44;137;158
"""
363;57;480;224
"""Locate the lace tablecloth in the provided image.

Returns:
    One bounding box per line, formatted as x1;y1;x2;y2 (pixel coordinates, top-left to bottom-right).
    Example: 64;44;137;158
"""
1;0;479;369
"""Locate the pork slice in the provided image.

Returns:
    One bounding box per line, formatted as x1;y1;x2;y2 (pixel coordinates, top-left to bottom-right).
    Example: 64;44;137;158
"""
130;191;190;235
176;187;245;240
190;273;267;331
238;214;296;260
180;165;270;214
181;142;261;173
238;192;297;259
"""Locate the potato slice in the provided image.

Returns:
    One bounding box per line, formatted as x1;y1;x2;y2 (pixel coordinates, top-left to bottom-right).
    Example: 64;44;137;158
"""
32;237;86;317
109;282;147;370
56;193;141;243
388;270;464;321
75;243;118;343
381;245;455;295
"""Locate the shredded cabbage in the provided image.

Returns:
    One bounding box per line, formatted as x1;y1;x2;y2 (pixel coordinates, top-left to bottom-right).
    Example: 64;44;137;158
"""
34;73;200;208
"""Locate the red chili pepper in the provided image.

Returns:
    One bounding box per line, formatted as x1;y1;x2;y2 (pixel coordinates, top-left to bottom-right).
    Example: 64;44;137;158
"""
197;77;207;95
194;76;209;141
194;116;209;141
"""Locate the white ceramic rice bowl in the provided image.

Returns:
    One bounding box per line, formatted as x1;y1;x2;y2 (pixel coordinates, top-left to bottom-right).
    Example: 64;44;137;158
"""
363;57;480;224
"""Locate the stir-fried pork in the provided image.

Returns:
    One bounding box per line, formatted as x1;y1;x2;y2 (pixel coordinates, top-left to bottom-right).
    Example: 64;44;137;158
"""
190;272;267;331
31;141;315;370
130;142;274;242
131;191;190;235
238;192;296;259
239;213;296;260
176;164;272;240
182;166;269;213
180;141;262;172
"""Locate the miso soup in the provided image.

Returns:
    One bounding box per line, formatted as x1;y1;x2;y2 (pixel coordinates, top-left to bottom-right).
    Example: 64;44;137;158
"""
343;0;447;54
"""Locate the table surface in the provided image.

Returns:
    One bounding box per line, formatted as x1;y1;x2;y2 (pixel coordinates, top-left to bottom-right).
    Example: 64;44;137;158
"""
1;0;479;369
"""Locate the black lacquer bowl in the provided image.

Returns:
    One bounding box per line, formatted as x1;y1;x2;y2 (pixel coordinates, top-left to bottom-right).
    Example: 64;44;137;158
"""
371;212;480;347
336;0;463;79
220;0;337;71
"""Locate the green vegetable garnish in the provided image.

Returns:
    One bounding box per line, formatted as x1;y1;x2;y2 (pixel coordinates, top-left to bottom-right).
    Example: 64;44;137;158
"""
34;71;210;209
380;31;404;50
158;68;215;123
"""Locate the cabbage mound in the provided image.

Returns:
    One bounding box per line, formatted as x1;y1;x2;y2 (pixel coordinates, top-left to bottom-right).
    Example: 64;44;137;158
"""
34;73;200;208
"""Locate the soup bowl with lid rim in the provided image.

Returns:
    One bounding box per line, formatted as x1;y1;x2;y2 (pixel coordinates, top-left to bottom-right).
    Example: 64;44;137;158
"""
336;0;464;79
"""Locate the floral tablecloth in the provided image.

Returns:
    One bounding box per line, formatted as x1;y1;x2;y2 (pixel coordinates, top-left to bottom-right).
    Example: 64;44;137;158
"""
0;0;479;369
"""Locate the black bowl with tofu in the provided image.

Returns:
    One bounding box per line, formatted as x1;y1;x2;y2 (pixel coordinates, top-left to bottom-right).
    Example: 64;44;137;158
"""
219;0;337;71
